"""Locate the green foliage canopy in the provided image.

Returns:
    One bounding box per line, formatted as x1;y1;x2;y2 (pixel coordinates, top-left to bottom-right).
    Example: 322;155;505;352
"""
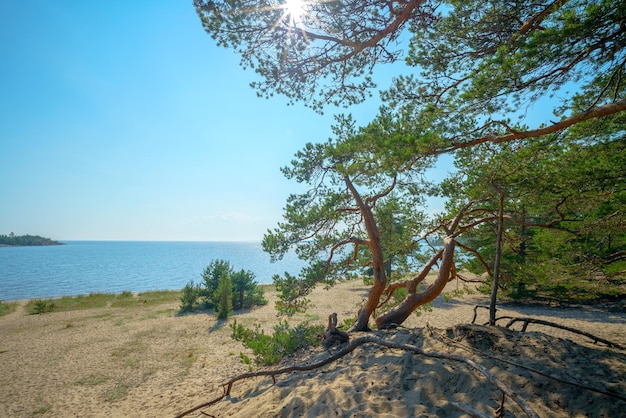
194;0;436;111
441;114;626;300
195;0;626;140
196;1;626;321
262;116;435;318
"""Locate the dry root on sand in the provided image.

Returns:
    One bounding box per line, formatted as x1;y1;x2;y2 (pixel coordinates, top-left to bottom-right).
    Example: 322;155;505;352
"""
176;332;539;417
471;305;624;349
176;312;626;418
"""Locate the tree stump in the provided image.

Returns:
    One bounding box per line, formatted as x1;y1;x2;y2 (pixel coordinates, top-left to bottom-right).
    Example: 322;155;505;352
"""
322;313;350;349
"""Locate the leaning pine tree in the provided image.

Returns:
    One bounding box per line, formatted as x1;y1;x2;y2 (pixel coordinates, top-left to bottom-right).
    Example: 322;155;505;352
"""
196;0;626;329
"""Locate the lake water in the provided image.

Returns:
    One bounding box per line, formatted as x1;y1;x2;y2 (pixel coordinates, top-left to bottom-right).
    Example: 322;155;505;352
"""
0;241;305;301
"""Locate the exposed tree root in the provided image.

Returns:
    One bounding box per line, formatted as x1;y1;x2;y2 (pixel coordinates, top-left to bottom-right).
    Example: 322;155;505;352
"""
429;324;626;403
498;316;624;350
471;305;624;350
451;401;491;418
176;334;539;418
472;304;491;324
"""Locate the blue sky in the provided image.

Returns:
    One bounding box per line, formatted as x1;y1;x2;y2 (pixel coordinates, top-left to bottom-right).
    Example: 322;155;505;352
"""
0;2;565;242
2;1;408;241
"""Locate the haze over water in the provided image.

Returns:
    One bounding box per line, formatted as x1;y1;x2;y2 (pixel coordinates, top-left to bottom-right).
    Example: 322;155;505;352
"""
0;241;305;301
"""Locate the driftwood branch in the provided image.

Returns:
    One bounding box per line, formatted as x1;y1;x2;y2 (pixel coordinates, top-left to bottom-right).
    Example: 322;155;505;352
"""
176;335;539;418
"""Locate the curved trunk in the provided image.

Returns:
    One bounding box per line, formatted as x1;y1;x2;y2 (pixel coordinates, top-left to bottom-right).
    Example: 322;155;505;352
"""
351;264;386;331
344;175;387;332
376;237;456;329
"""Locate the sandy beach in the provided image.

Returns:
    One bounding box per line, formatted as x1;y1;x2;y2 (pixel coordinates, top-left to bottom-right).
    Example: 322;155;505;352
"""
1;279;625;417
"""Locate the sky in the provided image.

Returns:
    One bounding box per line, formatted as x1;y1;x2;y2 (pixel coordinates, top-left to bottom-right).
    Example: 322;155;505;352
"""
0;1;440;242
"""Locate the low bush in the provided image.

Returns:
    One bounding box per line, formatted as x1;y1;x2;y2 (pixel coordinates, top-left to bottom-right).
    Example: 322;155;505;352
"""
230;319;325;366
179;281;202;313
180;259;267;317
29;299;56;315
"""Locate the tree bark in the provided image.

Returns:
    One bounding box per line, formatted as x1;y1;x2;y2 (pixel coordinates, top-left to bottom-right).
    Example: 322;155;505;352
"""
374;201;476;329
343;175;387;332
446;99;626;152
352;265;387;331
490;188;505;325
376;237;455;329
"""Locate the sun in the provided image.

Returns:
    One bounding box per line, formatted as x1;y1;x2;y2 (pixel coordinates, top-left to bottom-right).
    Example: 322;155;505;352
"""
283;0;306;25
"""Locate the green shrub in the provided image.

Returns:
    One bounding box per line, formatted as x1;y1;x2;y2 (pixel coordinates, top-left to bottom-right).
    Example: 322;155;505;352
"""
230;319;325;366
180;259;267;315
341;316;356;330
29;299;56;314
200;259;232;308
179;281;201;313
216;275;233;319
232;269;267;309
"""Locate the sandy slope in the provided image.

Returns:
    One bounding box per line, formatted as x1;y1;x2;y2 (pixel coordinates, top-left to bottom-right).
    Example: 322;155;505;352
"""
1;279;624;417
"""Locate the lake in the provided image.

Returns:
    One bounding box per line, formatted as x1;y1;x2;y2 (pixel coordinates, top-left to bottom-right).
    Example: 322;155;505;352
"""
0;241;305;301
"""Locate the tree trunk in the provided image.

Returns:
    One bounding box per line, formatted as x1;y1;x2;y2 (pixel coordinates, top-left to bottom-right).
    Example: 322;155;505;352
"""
489;188;505;325
351;264;386;331
376;237;456;329
344;175;387;332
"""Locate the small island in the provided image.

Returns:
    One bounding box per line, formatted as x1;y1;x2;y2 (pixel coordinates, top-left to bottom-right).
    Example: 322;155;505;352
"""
0;233;64;247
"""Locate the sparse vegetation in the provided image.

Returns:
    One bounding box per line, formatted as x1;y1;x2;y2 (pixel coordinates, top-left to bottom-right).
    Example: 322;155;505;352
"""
112;290;180;308
103;382;130;402
442;285;476;302
0;301;17;317
29;299;56;315
24;290;180;314
75;373;110;386
181;351;198;374
31;396;52;415
230;319;324;366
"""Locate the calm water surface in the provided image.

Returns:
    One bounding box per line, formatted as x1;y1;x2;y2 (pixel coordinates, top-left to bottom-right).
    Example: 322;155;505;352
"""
0;241;305;301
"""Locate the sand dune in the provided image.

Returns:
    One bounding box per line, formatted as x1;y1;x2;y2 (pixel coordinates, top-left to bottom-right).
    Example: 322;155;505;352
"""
1;279;624;417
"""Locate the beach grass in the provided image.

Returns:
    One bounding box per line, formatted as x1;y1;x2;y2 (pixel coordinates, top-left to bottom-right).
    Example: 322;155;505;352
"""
15;286;278;316
75;373;110;386
111;290;181;308
24;290;181;314
0;301;18;317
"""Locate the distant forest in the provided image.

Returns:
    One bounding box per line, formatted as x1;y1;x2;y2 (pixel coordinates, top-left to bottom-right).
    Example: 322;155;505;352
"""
0;233;63;247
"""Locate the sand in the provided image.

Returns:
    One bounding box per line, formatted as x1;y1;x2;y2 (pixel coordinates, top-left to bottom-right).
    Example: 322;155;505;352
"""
1;279;625;417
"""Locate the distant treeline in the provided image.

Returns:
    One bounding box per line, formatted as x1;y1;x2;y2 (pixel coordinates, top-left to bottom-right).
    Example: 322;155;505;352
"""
0;234;64;247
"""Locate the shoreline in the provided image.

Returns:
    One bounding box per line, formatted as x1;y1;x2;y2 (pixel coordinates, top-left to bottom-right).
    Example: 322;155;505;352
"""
0;241;302;302
1;284;277;305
